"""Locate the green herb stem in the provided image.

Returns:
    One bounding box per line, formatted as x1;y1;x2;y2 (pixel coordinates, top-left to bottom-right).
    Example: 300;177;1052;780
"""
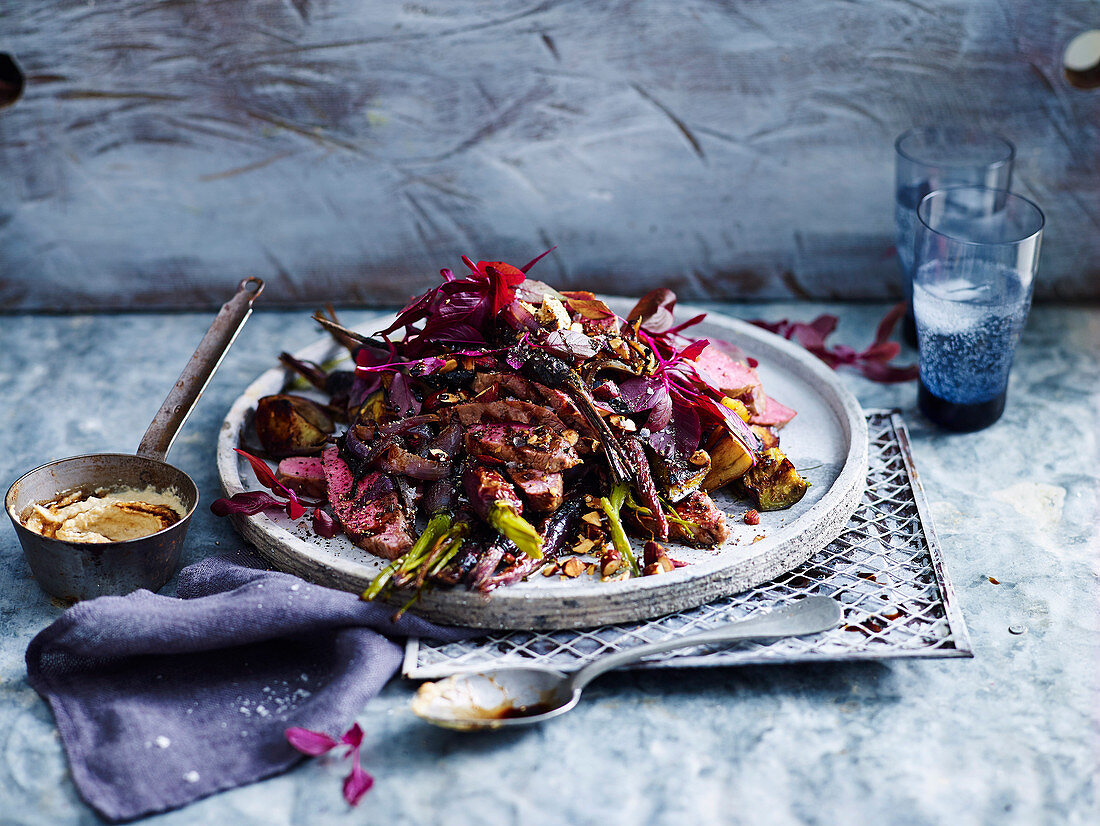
600;483;639;576
360;512;451;601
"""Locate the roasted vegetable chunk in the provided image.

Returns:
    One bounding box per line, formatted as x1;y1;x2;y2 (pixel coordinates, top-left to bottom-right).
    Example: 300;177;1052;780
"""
736;447;808;511
701;430;754;491
254;394;334;457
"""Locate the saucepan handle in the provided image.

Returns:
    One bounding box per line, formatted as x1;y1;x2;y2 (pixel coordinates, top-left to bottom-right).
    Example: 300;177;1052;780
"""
136;278;264;462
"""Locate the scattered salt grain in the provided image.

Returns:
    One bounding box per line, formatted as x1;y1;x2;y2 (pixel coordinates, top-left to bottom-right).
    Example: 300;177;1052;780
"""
155;736;171;749
290;584;300;591
183;771;200;784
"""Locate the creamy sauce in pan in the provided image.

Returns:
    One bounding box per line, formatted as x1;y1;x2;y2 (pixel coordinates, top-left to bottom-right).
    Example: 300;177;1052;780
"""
21;486;185;543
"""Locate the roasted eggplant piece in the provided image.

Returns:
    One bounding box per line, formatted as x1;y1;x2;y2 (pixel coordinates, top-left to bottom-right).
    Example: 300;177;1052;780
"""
735;447;809;511
650;447;710;503
701;429;754;492
254;394;335;457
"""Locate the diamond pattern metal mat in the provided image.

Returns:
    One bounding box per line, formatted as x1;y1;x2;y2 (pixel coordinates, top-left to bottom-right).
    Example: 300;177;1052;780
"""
403;410;971;678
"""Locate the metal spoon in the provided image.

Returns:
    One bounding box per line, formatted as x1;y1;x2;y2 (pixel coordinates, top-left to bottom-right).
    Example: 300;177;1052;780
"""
5;278;264;601
411;595;842;731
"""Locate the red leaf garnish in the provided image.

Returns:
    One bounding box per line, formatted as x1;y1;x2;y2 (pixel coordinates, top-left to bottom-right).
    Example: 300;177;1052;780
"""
388;372;421;417
235;448;282;491
519;246;556;273
285;727;337;756
214;450;308;522
286;722;374;806
343;759;374;806
626;288;677;333
678;338;709;362
283;488;306;520
210;491;286;517
749;304;917;383
340;722;364;748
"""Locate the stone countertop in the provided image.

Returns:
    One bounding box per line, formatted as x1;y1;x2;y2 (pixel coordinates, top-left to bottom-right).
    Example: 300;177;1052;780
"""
0;303;1096;826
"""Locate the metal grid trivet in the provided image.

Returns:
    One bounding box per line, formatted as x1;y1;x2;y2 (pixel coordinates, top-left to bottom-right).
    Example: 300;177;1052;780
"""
403;410;971;678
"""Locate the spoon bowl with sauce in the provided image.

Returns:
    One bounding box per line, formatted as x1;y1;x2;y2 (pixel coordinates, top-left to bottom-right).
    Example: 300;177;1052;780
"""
411;595;842;731
5;278;263;601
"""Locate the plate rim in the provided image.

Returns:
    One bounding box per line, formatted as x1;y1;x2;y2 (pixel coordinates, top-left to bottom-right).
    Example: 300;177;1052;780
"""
216;299;868;629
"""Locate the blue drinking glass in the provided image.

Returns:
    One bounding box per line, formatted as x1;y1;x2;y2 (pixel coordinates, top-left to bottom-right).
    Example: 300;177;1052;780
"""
913;186;1044;431
895;127;1015;342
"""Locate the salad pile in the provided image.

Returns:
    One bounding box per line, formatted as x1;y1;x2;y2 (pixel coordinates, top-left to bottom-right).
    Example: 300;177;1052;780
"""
219;253;808;609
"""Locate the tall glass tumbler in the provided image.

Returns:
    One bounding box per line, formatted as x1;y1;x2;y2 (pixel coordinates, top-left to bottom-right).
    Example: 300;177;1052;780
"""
913;186;1044;432
895;127;1015;342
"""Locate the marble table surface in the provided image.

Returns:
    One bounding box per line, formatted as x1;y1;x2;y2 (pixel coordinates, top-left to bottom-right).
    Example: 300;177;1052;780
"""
0;303;1096;826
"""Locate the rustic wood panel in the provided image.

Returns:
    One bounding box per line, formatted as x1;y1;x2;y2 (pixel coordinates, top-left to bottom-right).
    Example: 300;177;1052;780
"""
0;0;1097;310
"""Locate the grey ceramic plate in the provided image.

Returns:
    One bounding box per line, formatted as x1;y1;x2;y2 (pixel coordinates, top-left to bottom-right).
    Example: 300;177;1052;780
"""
216;300;867;630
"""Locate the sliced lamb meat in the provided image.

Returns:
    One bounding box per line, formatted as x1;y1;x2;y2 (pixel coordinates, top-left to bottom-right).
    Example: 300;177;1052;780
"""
465;424;580;472
321;446;413;559
375;441;449;480
695;345;766;415
667;490;729;547
276;456;327;499
450;399;567;430
748;395;796;428
472;373;595;437
505;467;564;512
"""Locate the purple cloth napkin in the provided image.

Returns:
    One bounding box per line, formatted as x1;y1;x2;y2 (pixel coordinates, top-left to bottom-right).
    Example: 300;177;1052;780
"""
25;553;474;822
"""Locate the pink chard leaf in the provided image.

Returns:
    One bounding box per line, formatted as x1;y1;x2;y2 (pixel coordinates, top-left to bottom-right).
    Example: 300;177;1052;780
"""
282;488;307;520
343;761;374;807
210;491;288;517
749;306;917;384
285;727;338;756
286;722;375;806
234;448;282;491
340;722;364;748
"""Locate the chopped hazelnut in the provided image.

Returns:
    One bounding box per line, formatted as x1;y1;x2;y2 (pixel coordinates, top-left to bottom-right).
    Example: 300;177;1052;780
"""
609;414;637;432
688;449;710;467
600;547;623;578
572;536;597;555
561;557;586;578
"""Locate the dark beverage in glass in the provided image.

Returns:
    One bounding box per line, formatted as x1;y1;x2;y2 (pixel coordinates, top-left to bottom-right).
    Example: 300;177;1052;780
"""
912;188;1043;432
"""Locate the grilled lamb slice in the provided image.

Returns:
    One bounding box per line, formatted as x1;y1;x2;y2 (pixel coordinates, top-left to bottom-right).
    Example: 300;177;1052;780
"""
667;490;729;547
472;373;595;437
748;396;796;429
276;456;327;499
695;345;766;415
321;446;413;559
465;424;580;472
450;399;567;430
505;468;564;512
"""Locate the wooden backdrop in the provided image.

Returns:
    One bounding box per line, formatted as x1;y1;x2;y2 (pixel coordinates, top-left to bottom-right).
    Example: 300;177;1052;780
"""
1;0;1097;310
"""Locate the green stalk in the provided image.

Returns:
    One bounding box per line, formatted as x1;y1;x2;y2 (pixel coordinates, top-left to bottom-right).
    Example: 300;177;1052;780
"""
488;504;544;559
415;523;469;589
427;526;470;578
656;496;697;540
360;512;451;601
600;482;639;576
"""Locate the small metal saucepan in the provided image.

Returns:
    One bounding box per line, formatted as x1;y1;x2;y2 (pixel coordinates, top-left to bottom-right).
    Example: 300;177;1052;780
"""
5;278;264;601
